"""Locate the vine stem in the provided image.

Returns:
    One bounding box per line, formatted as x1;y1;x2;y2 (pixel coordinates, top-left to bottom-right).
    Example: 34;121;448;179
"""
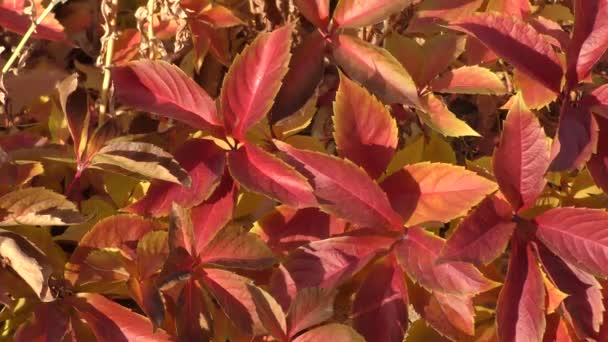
98;0;118;126
1;1;58;74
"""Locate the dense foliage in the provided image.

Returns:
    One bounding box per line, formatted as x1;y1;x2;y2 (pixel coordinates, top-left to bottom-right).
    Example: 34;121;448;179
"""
1;0;608;341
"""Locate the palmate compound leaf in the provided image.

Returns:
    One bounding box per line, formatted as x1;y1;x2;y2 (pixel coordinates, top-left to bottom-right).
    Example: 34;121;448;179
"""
274;140;403;230
381;162;497;226
351;255;408;342
221;24;293;140
440;195;515;266
227;143;317;208
68;293;172;341
330;33;419;107
125;139;225;217
0;229;54;302
332;0;413;29
112;60;221;131
566;0;608;87
0;187;85;226
430;65;508;95
89;141;191;186
333;72;398;179
450;12;563;94
496;238;546;342
535;207;608;278
493;94;550;212
293;0;330;29
394;227;499;296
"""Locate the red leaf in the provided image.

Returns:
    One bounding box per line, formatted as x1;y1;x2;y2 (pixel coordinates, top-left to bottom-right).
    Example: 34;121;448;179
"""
283;233;397;291
535;207;608;278
66;215;157;284
112;60;221;130
198;225;276;270
294;0;329;29
430;66;507;95
352;256;408;342
0;3;69;43
69;293;172;341
381;162;497;226
330;34;419;106
190;20;230;66
333;73;398;178
292;323;365;342
549;105;598;171
176;279;213;340
538;243;604;340
126;139;225;217
496;239;546;342
333;0;412;29
191;174;236;255
513;68;557;110
198;268;268;335
197;5;243;28
423;292;476;338
228;143;316;208
15;302;70;342
585;83;608;118
394;227;498;296
275;140;403;229
566;0;608;87
221;25;293;139
450;12;563;93
271;30;325;123
493;94;550;212
543;315;574;342
287;288;336;338
486;0;532;18
586;115;608;193
255;206;346;256
440;195;515;266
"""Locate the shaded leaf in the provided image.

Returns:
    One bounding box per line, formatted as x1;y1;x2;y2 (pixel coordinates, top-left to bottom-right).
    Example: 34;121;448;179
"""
248;284;288;341
227;143;317;208
0;187;85;226
198;224;276;270
330;34;419;106
14;302;69;341
176;279;213;340
126;139;225;217
69;293;172;341
352;256;408;342
0;1;69;43
513;68;557;110
221;25;293;139
550;105;598;171
90;141;191;185
381;162;497;226
283;233;397;291
394;227;498;296
333;73;398;178
287;288;336;338
440;195;515;266
275;141;403;229
407;0;483;34
112;60;221;130
450;12;563;93
588;115;608;193
538;243;604;340
493;94;550;212
430;66;508;95
496;239;546;342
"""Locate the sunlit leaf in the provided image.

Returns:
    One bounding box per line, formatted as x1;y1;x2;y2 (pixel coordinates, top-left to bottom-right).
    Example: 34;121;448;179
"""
431;66;508;95
333;0;413;29
0;187;85;226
